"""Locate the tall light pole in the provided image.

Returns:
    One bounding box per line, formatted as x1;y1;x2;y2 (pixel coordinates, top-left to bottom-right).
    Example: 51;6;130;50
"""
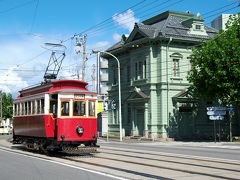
92;50;122;141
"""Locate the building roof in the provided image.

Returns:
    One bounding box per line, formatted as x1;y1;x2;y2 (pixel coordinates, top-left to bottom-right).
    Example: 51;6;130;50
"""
107;10;218;52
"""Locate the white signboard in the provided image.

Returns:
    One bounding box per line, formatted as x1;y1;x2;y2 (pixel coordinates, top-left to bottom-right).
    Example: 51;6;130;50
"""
207;106;236;111
207;111;226;116
209;115;224;120
207;107;226;111
74;94;85;99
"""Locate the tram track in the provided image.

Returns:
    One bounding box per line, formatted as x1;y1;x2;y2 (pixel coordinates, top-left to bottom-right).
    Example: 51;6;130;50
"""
100;151;240;173
100;146;240;165
1;142;240;180
62;148;240;180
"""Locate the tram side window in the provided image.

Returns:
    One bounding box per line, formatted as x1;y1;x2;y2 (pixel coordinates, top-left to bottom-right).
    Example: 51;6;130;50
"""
14;104;17;116
73;101;86;116
28;101;31;115
41;99;44;114
37;100;41;114
88;101;95;117
14;104;16;116
17;103;20;116
61;101;69;116
21;103;24;116
32;101;35;114
24;102;27;115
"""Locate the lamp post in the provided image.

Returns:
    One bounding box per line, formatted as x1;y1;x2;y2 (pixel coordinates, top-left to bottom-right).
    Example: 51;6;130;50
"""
92;50;123;141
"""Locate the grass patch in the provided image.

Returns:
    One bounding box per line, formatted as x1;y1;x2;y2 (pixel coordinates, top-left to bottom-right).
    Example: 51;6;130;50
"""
233;139;240;142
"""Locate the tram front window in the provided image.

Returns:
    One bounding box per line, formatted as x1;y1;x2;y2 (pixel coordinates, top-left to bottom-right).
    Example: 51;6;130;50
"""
73;101;86;116
61;101;69;116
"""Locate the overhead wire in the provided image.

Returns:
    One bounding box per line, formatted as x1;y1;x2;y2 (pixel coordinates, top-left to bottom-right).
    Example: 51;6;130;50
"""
84;0;179;36
61;0;148;43
1;0;236;87
29;0;39;33
84;0;171;35
104;5;240;80
201;0;239;16
86;0;184;37
80;0;147;34
204;5;239;19
0;0;36;14
16;49;49;67
85;0;237;40
187;7;239;49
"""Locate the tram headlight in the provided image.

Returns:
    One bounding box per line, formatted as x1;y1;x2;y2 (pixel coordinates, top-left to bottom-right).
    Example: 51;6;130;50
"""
76;126;84;135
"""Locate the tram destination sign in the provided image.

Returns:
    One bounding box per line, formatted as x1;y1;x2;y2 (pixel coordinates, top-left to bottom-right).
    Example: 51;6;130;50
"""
74;94;85;99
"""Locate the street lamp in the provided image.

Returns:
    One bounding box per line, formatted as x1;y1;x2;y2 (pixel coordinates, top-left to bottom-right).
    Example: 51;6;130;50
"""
92;50;123;141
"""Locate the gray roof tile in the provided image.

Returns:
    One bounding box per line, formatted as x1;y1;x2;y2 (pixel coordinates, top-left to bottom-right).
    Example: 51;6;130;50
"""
107;11;218;52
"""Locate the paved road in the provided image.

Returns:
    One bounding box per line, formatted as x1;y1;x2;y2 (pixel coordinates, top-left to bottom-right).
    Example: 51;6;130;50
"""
0;148;117;180
0;134;11;139
99;141;240;161
1;135;240;179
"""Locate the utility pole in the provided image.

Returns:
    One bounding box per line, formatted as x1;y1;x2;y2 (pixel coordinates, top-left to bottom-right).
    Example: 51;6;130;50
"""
96;52;100;94
74;35;87;81
91;64;96;92
92;50;123;141
82;35;87;81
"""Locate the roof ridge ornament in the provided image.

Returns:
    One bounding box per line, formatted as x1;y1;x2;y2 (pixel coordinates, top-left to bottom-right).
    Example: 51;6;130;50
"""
134;22;139;28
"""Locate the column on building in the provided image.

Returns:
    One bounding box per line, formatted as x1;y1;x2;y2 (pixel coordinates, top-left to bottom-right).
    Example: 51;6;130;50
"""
144;102;149;138
130;104;136;136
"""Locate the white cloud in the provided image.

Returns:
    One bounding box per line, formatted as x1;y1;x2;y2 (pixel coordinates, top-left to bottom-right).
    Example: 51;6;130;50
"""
59;70;76;80
112;9;139;32
91;41;110;50
0;34;111;97
0;34;69;96
0;67;28;96
113;33;122;42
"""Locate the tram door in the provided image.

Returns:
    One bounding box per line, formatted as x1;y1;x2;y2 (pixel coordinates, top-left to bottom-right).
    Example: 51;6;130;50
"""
50;94;58;138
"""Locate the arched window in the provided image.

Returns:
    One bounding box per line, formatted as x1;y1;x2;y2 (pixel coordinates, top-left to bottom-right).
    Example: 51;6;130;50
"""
170;53;183;77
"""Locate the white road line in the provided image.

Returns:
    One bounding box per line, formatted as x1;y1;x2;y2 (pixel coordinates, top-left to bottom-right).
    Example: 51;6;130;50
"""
208;146;240;149
102;146;240;164
0;148;128;180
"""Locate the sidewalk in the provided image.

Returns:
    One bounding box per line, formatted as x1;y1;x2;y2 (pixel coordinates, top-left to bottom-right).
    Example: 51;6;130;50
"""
98;136;240;149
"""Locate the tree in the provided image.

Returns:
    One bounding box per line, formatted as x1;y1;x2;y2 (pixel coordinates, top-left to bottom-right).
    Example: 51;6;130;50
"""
188;13;240;106
1;92;13;119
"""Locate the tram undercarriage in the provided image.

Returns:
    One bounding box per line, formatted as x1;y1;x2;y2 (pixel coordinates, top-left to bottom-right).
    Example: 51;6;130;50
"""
13;135;99;154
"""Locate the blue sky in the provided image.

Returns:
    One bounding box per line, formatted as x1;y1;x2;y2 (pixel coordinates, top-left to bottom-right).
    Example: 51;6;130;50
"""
0;0;239;96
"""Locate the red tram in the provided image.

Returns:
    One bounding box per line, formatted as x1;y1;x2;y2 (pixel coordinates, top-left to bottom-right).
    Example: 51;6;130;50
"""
13;80;99;153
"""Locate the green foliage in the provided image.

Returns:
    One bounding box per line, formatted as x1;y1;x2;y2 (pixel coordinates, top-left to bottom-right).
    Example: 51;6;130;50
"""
1;92;13;119
188;13;240;106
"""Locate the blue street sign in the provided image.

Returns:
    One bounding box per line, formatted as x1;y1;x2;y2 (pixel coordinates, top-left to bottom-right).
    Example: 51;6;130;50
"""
226;107;236;111
207;107;226;111
207;106;237;112
207;111;226;116
209;115;224;120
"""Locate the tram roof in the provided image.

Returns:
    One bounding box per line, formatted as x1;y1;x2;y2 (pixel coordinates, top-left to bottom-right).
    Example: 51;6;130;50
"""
17;80;96;98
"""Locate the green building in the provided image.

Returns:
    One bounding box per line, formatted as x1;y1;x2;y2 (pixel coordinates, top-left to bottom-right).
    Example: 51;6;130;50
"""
104;10;239;140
